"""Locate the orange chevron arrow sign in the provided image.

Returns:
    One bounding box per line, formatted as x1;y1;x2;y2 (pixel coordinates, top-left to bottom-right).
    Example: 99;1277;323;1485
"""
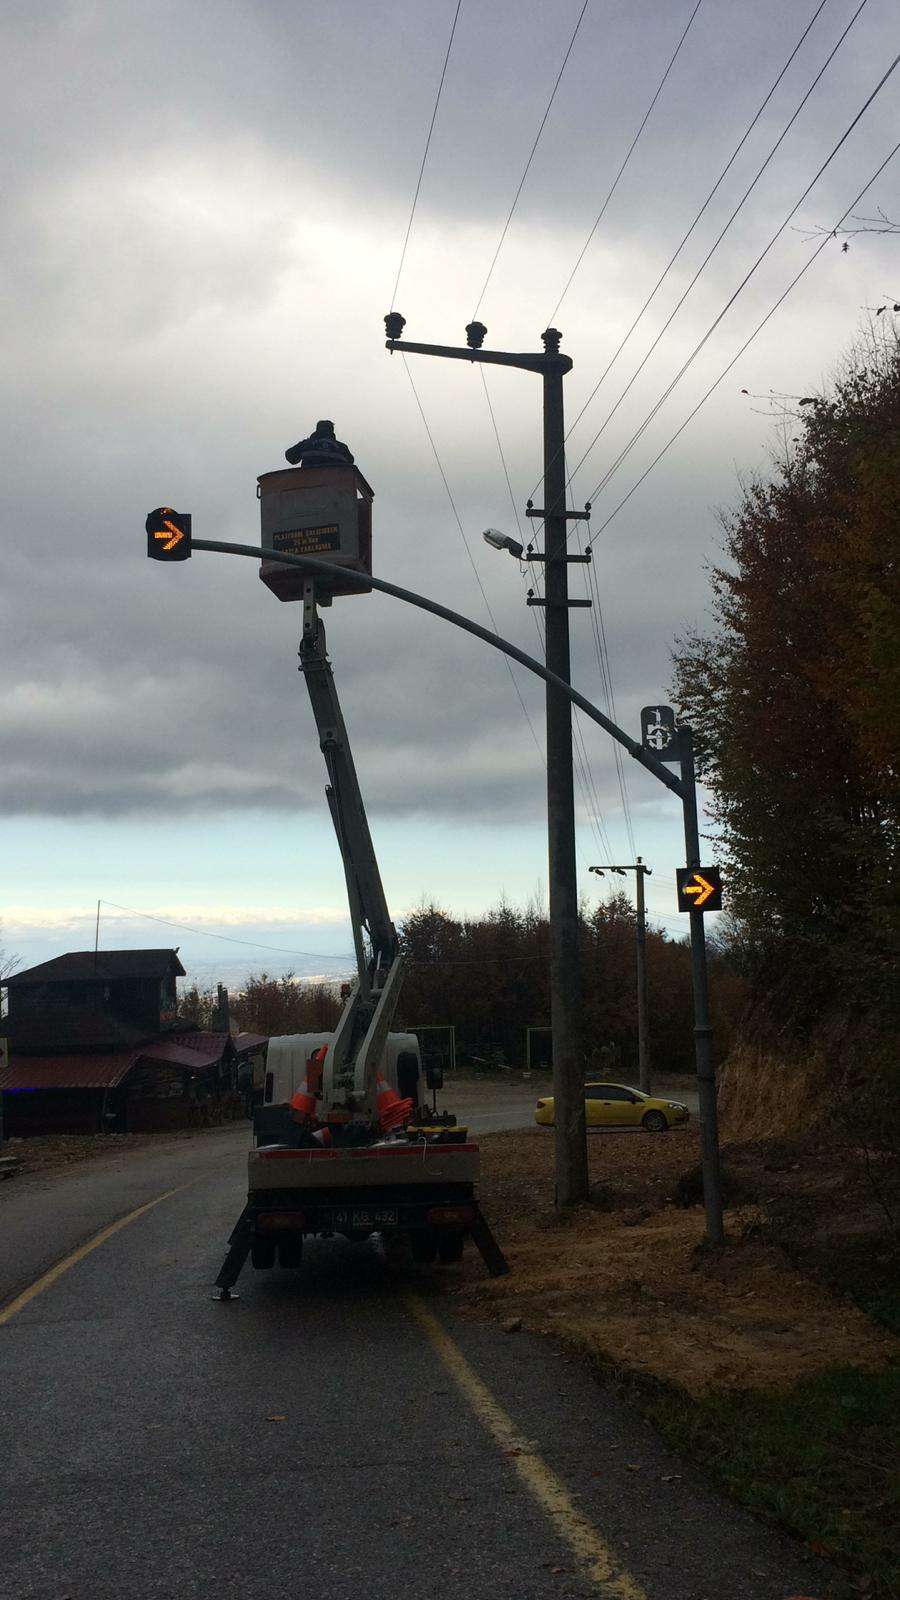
146;507;192;561
676;866;722;913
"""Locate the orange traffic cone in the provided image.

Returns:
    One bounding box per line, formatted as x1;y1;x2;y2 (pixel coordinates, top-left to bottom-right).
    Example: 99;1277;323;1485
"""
306;1044;328;1094
311;1126;333;1148
290;1074;317;1123
375;1073;414;1132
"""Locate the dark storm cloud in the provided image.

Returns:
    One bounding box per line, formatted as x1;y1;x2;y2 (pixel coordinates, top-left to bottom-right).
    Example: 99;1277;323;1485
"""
2;0;898;825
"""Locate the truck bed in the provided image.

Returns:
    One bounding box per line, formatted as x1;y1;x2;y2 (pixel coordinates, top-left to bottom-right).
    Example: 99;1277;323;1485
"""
248;1139;480;1192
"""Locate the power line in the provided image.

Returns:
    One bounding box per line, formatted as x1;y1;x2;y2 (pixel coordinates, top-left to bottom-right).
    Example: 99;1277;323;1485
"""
98;900;356;964
527;574;616;862
526;470;636;859
470;0;591;320
389;0;463;312
548;0;705;325
582;31;899;507
401;356;547;770
478;365;614;861
584;132;900;539
570;0;870;497
579;525;636;858
533;0;833;499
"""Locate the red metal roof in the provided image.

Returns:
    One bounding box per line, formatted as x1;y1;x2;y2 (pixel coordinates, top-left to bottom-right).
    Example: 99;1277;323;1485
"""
0;1049;141;1092
234;1032;268;1054
0;1031;232;1092
139;1031;232;1071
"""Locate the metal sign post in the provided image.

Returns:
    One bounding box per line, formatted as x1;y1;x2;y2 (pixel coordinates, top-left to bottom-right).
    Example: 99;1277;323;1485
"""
677;725;725;1246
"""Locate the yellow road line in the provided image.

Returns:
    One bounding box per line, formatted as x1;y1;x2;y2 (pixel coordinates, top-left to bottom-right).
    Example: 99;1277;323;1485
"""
405;1295;647;1600
0;1181;196;1326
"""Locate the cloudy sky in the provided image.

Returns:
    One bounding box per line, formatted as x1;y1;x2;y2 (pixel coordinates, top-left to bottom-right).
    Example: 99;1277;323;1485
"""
2;0;898;987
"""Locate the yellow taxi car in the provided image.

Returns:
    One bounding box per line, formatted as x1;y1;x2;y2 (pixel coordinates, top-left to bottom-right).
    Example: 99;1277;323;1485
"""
534;1081;690;1132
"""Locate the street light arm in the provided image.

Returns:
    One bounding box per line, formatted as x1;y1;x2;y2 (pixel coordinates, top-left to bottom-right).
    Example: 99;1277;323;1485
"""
190;538;684;799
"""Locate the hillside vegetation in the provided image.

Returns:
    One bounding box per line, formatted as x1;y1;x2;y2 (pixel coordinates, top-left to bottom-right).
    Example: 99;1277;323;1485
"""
672;323;899;1135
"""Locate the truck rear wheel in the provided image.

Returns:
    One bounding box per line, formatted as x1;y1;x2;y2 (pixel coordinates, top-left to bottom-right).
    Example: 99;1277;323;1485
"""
277;1236;304;1270
437;1230;465;1264
410;1229;438;1265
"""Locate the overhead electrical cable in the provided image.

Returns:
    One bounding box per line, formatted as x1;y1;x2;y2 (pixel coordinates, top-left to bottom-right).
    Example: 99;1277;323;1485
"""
570;500;636;859
580;39;900;507
583;134;900;540
389;0;463;311
478;366;614;861
98;900;356;964
568;0;871;496
532;0;833;499
548;0;706;325
524;539;632;863
401;357;547;771
470;0;591;320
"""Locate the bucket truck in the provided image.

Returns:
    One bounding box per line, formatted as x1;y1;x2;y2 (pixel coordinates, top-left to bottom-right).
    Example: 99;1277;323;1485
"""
213;423;508;1296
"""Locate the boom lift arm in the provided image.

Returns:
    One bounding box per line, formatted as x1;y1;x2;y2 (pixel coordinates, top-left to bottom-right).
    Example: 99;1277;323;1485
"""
298;580;404;1118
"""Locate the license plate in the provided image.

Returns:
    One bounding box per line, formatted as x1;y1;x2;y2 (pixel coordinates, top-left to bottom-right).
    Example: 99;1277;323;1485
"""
331;1206;398;1228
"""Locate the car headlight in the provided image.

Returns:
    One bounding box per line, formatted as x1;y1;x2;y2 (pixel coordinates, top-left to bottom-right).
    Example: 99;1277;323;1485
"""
668;1102;685;1111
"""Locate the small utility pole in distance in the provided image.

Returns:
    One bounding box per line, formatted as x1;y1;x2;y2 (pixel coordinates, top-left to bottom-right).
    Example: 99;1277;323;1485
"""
589;858;652;1094
384;313;590;1208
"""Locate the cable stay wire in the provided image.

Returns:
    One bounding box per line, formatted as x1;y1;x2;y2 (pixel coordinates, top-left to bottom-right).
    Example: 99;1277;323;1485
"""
98;900;357;965
532;0;834;500
581;531;637;859
584;132;900;542
567;497;636;860
522;467;627;864
478;365;614;861
526;446;637;858
470;0;591;320
522;571;615;863
578;30;897;510
569;0;871;499
548;0;706;326
389;0;463;311
401;356;547;773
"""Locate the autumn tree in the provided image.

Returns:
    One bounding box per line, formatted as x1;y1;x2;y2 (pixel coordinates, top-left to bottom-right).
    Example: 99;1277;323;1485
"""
672;322;899;1038
230;974;341;1037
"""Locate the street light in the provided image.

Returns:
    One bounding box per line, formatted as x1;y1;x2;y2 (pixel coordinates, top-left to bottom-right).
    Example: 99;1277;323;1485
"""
482;527;524;559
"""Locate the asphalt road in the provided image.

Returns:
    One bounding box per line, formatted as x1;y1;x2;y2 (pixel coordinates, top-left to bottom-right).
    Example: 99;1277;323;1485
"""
0;1125;832;1600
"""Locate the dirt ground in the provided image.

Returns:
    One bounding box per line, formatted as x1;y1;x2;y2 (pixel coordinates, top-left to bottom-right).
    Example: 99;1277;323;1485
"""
441;1125;899;1399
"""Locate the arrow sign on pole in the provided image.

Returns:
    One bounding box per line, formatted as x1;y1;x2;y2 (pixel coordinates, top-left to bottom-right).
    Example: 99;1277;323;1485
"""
676;866;722;913
146;507;192;561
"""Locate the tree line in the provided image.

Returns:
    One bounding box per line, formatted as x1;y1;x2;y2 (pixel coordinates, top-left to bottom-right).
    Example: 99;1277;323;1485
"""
180;896;746;1079
672;320;898;1080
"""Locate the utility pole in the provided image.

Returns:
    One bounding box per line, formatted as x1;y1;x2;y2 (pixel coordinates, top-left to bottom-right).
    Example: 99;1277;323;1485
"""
589;858;652;1093
383;314;590;1205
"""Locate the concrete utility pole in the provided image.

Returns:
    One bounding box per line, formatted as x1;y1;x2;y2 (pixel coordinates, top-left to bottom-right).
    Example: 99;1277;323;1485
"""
589;858;652;1094
383;314;590;1205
